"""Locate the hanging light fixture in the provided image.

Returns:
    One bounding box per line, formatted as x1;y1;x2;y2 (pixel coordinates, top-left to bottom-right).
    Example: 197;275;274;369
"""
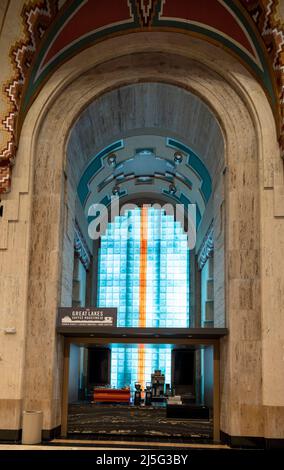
169;183;177;195
112;184;120;195
107;153;117;167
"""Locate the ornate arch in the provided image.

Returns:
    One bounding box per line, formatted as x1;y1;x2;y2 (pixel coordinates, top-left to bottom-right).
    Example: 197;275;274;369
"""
0;0;283;193
19;35;268;436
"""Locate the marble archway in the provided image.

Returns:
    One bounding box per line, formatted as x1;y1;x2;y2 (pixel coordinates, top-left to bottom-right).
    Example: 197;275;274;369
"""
8;32;284;441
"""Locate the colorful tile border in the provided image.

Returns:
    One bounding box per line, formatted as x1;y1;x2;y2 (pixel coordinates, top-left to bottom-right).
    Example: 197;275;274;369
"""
240;0;284;150
0;0;283;194
1;0;59;193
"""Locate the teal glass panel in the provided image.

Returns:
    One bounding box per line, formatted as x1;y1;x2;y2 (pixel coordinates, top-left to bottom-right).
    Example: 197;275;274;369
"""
110;344;172;390
146;208;189;328
98;208;189;389
98;208;141;327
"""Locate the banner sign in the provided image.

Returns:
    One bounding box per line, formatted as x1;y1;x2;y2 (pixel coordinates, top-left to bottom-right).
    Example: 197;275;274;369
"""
57;307;117;328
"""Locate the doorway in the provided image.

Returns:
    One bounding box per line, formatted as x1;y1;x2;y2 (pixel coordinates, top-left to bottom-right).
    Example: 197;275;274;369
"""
61;334;221;442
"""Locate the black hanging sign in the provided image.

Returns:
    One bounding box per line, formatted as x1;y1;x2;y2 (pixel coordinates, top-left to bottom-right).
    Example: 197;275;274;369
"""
57;307;117;329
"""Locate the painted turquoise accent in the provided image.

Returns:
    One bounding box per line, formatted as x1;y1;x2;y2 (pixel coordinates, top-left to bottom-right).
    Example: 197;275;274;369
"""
23;0;84;110
135;148;155;154
100;195;111;207
167;139;191;155
189;153;212;203
166;138;212;204
23;0;140;111
21;0;276;115
153;0;274;105
77;141;124;207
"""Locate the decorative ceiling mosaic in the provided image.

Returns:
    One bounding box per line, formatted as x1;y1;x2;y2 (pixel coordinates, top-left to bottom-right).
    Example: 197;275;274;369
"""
0;0;283;193
77;135;212;228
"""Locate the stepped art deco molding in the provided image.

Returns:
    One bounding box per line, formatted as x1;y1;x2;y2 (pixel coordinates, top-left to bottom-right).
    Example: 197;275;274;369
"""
1;0;284;194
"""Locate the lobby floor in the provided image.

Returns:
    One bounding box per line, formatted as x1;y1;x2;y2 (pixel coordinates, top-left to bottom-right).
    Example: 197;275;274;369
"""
68;403;212;442
0;441;229;450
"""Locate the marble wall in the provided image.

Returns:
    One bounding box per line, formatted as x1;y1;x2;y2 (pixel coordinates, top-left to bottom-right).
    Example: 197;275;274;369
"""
67;80;225;329
0;33;283;442
67;82;224;188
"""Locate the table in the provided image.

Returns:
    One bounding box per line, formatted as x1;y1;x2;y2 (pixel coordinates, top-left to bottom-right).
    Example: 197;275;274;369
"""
93;388;130;403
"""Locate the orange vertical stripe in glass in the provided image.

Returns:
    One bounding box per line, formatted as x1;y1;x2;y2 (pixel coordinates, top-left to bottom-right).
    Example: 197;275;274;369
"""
138;206;148;388
139;205;148;328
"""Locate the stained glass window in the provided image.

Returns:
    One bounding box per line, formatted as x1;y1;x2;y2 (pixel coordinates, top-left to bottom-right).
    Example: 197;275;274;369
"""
98;206;189;389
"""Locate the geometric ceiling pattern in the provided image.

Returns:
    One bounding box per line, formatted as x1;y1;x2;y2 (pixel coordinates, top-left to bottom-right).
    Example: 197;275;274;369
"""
1;0;283;194
78;135;212;227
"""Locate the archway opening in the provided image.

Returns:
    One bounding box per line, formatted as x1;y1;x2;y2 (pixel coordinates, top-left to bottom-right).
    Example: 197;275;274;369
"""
57;81;226;442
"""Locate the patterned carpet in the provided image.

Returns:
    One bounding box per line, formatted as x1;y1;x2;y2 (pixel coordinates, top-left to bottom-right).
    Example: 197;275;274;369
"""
68;403;212;440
